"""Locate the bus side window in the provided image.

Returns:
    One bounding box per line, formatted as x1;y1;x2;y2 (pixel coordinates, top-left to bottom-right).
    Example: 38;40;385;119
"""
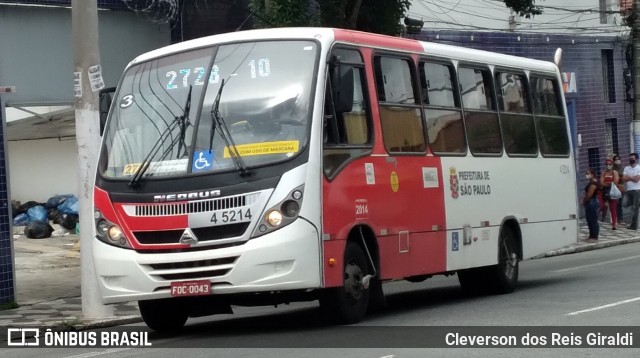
374;55;426;154
530;77;570;156
420;61;466;154
458;66;503;155
496;72;538;156
323;49;372;179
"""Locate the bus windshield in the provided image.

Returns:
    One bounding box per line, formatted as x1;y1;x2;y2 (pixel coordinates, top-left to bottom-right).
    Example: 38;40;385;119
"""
99;40;318;179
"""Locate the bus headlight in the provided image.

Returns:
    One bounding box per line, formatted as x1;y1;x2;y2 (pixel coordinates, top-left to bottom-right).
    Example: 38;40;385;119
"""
107;225;124;242
282;200;300;217
251;184;304;239
94;209;131;249
96;219;109;236
267;210;283;227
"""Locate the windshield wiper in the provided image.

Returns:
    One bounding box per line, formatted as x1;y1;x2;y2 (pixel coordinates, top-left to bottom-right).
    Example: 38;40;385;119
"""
209;79;250;176
177;85;193;158
129;86;193;187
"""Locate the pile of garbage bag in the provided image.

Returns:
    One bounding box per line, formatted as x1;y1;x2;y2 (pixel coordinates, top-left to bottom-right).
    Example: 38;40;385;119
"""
12;194;79;239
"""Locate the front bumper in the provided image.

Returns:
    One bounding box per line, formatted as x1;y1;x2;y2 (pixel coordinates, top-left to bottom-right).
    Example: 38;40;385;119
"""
93;219;321;304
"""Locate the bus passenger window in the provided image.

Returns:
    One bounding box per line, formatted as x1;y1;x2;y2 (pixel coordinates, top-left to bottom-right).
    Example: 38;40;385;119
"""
459;67;502;155
420;61;466;154
374;56;425;154
323;48;372;179
531;77;569;156
496;72;538;156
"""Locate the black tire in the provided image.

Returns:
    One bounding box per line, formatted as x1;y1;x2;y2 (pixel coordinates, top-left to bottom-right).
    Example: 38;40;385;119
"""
457;266;489;295
138;298;189;332
488;226;519;294
319;241;371;324
458;226;519;295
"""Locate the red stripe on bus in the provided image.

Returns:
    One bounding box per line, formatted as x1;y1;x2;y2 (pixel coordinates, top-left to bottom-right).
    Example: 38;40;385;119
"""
333;29;423;52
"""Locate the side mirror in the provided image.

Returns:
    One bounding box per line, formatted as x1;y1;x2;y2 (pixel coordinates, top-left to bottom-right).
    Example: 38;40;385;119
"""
333;65;354;113
99;87;116;136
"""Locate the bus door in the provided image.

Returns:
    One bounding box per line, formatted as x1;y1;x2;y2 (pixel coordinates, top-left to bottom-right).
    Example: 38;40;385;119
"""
370;54;447;278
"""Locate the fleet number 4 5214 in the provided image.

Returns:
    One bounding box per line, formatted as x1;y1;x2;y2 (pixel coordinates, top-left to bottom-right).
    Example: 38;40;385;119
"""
211;208;252;224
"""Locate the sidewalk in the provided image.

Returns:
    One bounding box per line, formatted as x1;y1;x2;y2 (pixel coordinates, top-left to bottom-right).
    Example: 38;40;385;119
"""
1;221;640;329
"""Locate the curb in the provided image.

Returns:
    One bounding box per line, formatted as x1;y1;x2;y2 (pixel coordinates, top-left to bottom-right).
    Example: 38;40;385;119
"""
74;316;144;330
532;236;640;259
57;316;143;331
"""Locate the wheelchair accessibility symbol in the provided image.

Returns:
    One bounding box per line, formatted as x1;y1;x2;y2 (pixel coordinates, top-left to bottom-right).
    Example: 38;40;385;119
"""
192;150;213;172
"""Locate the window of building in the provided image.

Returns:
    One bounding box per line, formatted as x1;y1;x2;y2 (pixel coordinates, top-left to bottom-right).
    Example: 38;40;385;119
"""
602;49;616;103
496;71;537;156
588;147;601;175
604;118;619;159
419;61;466;154
531;76;570;156
374;56;426;154
459;66;502;155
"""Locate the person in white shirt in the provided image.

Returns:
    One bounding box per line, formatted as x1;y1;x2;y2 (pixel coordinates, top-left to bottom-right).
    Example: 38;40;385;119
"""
622;153;640;230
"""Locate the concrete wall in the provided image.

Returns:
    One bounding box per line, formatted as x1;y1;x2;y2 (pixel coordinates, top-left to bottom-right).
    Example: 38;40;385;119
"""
0;5;171;105
7;138;78;204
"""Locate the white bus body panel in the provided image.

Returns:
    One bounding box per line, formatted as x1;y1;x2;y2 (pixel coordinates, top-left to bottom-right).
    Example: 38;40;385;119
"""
94;218;320;304
442;149;578;271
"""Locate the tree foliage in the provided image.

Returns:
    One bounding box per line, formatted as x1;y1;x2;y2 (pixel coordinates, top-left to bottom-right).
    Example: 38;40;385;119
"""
249;0;320;28
247;0;542;36
249;0;411;36
503;0;542;19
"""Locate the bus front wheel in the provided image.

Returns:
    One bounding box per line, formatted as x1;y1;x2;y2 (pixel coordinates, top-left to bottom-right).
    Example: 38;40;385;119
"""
320;241;371;324
138;298;189;332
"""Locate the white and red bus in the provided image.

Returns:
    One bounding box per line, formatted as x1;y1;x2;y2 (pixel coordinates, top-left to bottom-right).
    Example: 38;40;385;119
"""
93;28;578;331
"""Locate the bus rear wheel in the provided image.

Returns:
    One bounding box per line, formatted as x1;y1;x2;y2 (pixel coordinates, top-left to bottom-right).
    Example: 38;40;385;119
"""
458;226;519;295
138;298;189;332
320;241;371;324
488;226;519;294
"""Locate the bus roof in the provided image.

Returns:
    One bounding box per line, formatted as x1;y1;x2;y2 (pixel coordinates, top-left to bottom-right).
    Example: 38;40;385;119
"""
129;27;558;75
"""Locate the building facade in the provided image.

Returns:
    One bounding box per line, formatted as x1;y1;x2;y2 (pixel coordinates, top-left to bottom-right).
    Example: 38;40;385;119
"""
0;1;171;304
407;0;632;200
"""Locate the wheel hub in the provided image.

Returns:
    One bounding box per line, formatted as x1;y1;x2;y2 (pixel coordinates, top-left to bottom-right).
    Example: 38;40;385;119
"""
344;262;364;300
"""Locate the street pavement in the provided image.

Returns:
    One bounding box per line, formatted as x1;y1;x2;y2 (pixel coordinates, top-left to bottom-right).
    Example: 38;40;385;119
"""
1;220;639;330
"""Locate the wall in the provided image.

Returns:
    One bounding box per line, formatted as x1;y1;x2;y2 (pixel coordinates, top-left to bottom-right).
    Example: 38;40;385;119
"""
0;6;171;105
0;95;14;305
7;138;78;204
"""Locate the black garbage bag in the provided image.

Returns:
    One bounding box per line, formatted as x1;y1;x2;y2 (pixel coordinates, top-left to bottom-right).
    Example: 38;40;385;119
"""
48;208;61;222
56;213;79;230
24;221;54;239
12;201;21;218
45;194;74;209
16;201;41;216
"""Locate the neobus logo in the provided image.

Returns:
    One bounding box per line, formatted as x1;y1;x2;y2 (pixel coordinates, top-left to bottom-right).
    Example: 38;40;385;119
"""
154;190;221;202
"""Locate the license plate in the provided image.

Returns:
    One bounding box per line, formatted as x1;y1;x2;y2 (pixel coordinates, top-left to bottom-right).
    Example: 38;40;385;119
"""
170;280;211;297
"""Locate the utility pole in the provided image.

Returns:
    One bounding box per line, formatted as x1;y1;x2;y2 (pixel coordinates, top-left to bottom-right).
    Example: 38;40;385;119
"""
72;0;113;318
634;0;640;152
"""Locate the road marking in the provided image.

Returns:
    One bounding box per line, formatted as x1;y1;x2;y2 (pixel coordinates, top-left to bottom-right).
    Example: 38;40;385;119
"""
566;296;640;316
64;348;131;358
552;254;640;273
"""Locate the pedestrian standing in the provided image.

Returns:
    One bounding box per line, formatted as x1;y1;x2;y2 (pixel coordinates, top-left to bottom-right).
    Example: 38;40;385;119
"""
600;158;619;230
622;153;640;230
613;154;624;223
582;168;600;242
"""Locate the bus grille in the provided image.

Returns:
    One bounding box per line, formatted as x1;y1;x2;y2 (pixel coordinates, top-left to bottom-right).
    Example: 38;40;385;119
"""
124;192;259;217
144;256;238;281
134;223;249;245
